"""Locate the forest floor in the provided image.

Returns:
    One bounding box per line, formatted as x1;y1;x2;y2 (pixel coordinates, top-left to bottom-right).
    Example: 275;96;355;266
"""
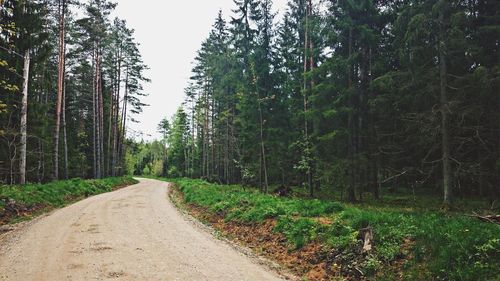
0;178;288;281
167;178;500;281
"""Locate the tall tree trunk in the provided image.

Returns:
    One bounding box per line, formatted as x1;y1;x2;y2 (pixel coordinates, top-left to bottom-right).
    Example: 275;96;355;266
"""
303;0;309;138
118;68;129;175
225;93;229;184
258;102;269;193
439;6;452;206
92;50;96;178
107;76;113;177
111;51;121;176
19;49;30;184
367;48;379;199
303;0;313;194
96;51;101;179
191;96;196;178
230;100;236;183
37;138;43;182
308;0;316;197
53;0;66;180
204;81;209;179
347;26;356;202
62;67;68;179
92;45;101;179
211;97;215;178
98;52;105;177
358;47;368;201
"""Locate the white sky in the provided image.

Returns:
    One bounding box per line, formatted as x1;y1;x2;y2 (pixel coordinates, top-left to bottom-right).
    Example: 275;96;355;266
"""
112;0;288;141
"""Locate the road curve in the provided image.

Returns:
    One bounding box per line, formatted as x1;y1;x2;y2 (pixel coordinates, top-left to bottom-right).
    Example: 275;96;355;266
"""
0;178;285;281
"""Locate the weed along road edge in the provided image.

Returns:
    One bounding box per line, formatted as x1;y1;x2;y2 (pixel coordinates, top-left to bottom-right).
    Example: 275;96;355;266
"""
0;178;286;281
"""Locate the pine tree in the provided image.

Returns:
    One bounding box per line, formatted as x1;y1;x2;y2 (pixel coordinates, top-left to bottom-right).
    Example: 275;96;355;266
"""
0;0;147;183
53;0;67;180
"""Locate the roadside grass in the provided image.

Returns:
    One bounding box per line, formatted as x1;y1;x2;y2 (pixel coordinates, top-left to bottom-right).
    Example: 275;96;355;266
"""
0;176;138;225
169;177;499;280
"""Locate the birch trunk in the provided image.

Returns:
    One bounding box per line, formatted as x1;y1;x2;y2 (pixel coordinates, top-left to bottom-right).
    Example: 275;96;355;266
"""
19;49;30;184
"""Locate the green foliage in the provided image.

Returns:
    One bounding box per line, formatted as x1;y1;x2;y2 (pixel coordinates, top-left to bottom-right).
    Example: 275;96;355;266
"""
275;216;323;249
325;220;358;250
171;178;500;280
165;108;190;177
128;140;167;177
411;215;500;280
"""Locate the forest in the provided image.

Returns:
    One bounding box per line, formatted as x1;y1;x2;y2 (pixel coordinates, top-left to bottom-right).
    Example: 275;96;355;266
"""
0;0;148;184
133;0;499;206
1;0;499;280
127;1;500;277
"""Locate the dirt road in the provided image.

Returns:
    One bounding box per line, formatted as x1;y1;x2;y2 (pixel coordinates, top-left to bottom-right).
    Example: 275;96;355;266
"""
0;178;286;281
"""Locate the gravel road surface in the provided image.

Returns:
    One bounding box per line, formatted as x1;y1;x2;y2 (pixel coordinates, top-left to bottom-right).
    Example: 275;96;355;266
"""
0;178;285;281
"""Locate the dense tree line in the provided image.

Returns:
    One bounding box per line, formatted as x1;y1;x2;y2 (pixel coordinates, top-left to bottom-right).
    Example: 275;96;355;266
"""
154;0;499;204
0;0;148;183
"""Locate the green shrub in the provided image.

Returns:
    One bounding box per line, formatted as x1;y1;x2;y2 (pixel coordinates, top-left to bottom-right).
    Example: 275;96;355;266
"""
325;219;358;249
275;216;324;249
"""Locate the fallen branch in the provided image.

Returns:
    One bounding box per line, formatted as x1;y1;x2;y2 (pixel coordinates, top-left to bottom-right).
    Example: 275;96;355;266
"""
466;212;500;224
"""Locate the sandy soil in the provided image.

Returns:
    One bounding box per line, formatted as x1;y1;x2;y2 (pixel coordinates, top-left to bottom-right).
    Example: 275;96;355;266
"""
0;178;286;281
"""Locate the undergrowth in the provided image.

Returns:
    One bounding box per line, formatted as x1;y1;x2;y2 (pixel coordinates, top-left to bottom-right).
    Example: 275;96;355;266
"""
170;177;500;280
0;176;137;224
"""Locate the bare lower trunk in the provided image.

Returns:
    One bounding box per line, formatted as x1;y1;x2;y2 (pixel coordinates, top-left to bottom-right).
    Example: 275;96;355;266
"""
192;98;196;178
62;69;68;179
225;100;229;184
98;53;105;177
19;50;30;184
107;82;113;176
118;68;129;176
96;53;101;179
93;85;97;178
37;138;44;182
111;54;121;176
92;46;99;179
258;104;268;193
204;82;209;178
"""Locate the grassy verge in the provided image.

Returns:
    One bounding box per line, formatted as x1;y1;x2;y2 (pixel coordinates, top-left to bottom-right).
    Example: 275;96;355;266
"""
0;176;138;225
168;178;499;281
